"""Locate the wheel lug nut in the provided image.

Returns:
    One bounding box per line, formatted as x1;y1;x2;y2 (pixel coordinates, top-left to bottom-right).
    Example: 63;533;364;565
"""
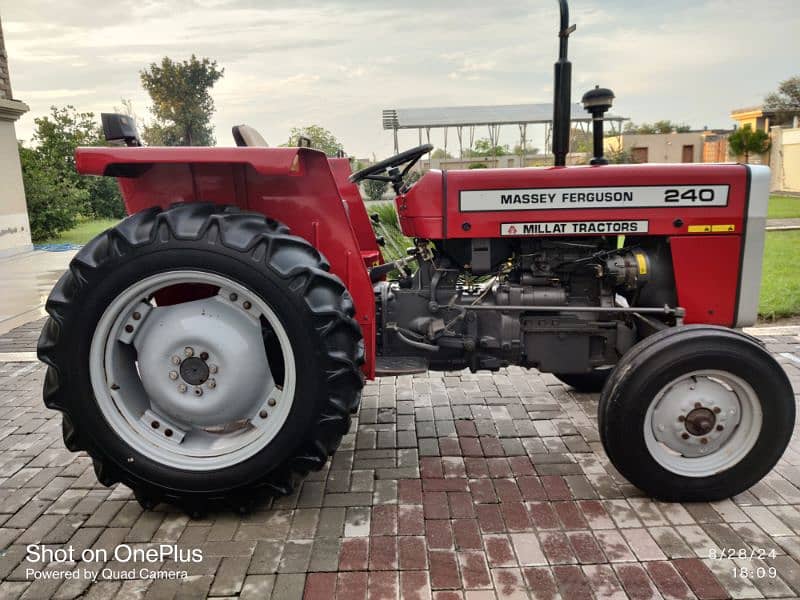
209;364;218;374
194;387;203;396
681;433;690;440
200;351;209;361
694;402;702;409
178;383;187;393
259;410;268;419
169;371;178;380
268;398;277;407
125;324;134;333
243;300;252;310
700;437;708;444
713;407;721;414
678;416;685;422
716;425;724;431
207;379;216;389
184;347;194;357
229;293;238;301
132;312;141;320
172;355;181;365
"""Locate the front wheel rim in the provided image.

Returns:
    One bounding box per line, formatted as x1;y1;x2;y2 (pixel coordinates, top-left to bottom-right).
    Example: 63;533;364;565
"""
643;369;762;478
89;270;297;472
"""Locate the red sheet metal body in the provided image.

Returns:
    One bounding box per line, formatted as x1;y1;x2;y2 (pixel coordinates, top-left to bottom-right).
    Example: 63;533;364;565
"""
76;146;377;377
397;163;750;326
75;143;753;371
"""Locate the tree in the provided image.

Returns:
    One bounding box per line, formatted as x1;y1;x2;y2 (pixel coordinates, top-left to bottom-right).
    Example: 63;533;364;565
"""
765;76;800;125
32;106;98;177
431;148;452;159
465;138;509;158
285;125;343;156
19;144;88;241
653;120;691;133
140;55;224;146
512;144;540;156
405;171;422;185
27;105;125;221
362;178;388;201
623;120;691;134
607;147;632;164
728;124;771;163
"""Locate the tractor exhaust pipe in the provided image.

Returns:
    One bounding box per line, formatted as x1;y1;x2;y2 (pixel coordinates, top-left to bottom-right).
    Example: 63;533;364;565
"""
552;0;575;167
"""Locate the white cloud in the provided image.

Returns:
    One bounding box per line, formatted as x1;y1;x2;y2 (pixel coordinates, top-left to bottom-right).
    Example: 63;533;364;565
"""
3;0;799;157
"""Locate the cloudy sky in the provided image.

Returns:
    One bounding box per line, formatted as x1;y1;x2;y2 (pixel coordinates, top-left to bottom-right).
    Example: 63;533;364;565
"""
3;0;799;158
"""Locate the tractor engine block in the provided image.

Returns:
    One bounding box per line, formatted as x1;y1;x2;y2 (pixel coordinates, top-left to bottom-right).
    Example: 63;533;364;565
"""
375;237;655;374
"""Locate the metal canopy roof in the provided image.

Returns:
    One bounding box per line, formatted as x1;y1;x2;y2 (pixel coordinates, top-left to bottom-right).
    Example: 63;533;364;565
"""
383;103;626;130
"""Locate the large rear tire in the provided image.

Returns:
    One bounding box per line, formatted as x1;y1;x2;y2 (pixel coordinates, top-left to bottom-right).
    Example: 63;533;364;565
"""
38;203;364;514
599;325;794;502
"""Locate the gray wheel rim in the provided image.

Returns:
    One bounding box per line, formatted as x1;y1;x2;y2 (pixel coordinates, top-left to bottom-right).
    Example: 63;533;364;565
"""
643;369;762;478
89;270;297;471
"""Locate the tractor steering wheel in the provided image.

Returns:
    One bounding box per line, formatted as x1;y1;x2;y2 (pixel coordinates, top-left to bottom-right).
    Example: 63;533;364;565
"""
349;144;434;192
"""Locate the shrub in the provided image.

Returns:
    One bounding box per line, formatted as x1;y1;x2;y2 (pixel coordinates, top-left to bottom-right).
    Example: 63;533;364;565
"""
20;145;88;241
363;178;388;202
368;202;412;262
84;176;126;218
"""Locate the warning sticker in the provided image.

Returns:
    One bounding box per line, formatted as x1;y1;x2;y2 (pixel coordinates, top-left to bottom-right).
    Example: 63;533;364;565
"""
687;224;736;233
500;220;649;236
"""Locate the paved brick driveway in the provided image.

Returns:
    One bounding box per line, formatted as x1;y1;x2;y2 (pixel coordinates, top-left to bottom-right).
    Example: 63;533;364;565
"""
0;319;799;599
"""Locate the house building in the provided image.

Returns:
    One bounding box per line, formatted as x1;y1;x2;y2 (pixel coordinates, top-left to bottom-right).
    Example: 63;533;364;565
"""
730;106;778;132
605;132;706;164
0;18;31;256
770;127;800;193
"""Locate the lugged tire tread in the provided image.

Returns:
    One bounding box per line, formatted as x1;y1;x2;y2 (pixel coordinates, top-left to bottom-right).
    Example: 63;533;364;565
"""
37;202;364;513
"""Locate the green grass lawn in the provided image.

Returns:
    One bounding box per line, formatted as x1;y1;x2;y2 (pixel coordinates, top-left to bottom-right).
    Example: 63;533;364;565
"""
769;195;800;219
40;218;121;246
759;230;800;320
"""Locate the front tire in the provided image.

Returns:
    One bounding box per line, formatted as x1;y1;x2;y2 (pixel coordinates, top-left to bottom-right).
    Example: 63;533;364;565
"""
599;325;794;502
38;203;364;513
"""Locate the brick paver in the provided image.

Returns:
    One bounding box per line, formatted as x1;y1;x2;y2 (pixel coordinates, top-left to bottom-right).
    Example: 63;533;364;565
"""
0;319;798;598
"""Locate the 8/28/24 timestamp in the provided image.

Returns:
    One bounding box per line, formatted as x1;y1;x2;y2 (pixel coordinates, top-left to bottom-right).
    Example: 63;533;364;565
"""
708;548;778;579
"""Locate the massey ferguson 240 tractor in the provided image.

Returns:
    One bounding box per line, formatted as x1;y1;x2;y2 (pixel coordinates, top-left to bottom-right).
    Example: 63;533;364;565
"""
38;0;794;513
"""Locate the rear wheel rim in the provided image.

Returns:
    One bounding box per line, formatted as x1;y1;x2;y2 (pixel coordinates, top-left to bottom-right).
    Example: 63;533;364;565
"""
89;270;297;471
643;369;762;478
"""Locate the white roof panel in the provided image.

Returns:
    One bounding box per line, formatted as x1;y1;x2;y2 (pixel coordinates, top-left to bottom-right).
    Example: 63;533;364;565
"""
383;103;626;129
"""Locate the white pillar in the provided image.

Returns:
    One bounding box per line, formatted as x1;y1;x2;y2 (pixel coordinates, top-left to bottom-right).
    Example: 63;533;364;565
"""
0;98;31;257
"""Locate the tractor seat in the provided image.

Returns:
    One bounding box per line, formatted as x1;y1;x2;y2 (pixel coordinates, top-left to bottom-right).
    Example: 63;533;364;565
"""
232;124;268;147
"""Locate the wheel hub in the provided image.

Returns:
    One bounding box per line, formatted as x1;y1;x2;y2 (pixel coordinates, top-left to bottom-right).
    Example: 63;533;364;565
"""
134;295;272;427
644;370;763;477
684;407;716;436
90;270;297;472
179;356;209;385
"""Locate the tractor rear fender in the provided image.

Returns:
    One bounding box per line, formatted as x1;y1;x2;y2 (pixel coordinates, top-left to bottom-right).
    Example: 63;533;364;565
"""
75;145;377;378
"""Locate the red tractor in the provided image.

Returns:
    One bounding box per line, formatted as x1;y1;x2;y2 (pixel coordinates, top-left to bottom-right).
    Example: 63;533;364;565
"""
38;1;794;513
